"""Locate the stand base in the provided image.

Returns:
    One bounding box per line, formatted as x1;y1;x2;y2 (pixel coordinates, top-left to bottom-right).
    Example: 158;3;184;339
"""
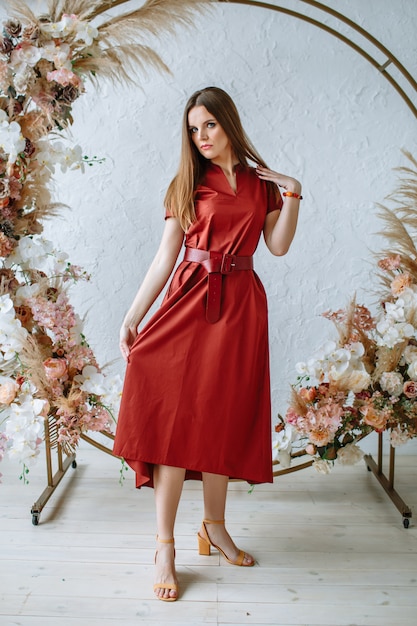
364;433;412;528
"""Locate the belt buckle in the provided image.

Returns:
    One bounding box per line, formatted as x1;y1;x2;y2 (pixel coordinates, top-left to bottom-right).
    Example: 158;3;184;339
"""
221;253;236;274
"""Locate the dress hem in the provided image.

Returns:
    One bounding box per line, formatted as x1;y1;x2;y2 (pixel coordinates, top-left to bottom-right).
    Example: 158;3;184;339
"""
123;457;274;489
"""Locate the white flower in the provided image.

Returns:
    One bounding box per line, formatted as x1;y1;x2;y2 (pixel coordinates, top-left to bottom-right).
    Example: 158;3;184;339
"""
59;14;79;36
74;21;99;46
272;425;298;469
407;360;417;380
0;293;16;318
5;393;46;464
56;143;85;173
349;342;365;363
376;319;414;348
312;459;333;474
0;112;25;163
75;365;107;395
6;235;54;273
100;374;123;413
36;141;85;174
404;345;417;364
68;314;85;345
336;367;371;393
379;371;404;396
385;300;406;322
295;360;309;375
328;348;351;379
14;283;41;306
336;443;364;465
9;44;42;69
39;21;66;37
13;67;35;94
0;317;28;361
40;41;72;70
399;287;417;312
0;294;29;361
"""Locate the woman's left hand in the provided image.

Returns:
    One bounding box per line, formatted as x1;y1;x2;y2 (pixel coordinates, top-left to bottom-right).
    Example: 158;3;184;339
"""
256;165;302;195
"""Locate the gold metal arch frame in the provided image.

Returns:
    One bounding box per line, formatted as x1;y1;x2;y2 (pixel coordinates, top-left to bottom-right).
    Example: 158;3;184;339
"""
30;0;416;525
221;0;417;119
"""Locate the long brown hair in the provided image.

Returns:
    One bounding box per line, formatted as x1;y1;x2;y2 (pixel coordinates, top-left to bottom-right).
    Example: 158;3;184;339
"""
164;86;276;230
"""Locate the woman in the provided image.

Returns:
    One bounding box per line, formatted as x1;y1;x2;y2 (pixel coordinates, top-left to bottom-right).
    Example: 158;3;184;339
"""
113;86;302;601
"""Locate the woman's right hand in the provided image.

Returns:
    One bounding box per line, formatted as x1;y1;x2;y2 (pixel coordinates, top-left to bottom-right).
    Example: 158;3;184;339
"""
119;323;137;362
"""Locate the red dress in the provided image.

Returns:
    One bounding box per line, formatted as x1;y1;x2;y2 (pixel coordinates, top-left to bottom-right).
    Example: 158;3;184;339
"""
113;163;282;487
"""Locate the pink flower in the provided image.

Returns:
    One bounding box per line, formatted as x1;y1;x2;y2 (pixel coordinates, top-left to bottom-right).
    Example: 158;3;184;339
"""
28;293;77;348
285;407;302;425
47;68;83;89
305;402;343;447
378;255;401;271
403;380;417;398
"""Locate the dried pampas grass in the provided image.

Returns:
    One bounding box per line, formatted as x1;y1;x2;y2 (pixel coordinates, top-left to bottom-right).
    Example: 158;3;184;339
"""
8;0;212;84
375;151;417;292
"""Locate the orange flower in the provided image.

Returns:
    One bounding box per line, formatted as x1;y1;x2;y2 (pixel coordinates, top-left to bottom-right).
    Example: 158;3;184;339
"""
299;387;317;403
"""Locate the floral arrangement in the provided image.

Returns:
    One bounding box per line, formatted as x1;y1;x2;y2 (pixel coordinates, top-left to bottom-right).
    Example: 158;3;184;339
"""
0;0;208;480
278;152;417;473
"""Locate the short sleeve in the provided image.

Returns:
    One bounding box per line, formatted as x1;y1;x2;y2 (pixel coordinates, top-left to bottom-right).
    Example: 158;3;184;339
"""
266;182;283;214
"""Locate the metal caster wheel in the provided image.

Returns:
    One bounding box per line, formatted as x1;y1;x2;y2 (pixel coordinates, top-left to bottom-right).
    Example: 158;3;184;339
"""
403;518;410;529
32;513;40;526
72;460;77;469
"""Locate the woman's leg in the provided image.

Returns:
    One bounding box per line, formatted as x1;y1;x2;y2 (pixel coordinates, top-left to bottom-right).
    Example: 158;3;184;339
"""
200;472;254;565
153;464;186;600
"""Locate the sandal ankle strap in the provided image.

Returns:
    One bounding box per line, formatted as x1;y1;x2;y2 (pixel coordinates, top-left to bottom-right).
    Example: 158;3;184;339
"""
203;519;225;525
156;535;175;543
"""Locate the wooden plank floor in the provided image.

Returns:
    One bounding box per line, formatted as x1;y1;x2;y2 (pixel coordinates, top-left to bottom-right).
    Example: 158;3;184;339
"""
0;443;416;626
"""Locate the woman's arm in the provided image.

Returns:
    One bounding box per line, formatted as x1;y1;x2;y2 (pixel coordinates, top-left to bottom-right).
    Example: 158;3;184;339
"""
119;217;184;360
256;166;302;257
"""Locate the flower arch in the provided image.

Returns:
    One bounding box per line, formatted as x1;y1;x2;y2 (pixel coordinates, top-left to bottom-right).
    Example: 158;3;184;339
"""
0;0;415;525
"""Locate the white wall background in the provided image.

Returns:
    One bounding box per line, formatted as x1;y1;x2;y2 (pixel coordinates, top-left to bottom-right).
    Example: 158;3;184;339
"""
1;0;417;454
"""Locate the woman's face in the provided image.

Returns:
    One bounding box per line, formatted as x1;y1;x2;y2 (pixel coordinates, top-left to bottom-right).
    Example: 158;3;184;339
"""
188;105;232;163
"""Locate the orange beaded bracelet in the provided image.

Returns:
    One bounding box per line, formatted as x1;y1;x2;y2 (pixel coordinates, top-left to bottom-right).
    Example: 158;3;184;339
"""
283;191;303;200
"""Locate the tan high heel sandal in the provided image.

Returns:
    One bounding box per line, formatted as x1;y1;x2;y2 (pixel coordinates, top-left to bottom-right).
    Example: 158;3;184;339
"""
154;536;179;602
197;519;255;567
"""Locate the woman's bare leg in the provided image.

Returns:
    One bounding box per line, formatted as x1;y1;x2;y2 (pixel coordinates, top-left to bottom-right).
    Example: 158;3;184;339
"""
201;472;254;565
153;464;186;600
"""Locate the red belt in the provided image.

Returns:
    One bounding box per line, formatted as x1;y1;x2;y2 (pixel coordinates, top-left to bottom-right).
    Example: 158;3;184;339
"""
183;247;253;323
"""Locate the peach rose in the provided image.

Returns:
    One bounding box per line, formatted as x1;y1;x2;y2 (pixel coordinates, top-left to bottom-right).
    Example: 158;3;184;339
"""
0;379;19;404
403;380;417;398
43;357;67;379
360;405;387;431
